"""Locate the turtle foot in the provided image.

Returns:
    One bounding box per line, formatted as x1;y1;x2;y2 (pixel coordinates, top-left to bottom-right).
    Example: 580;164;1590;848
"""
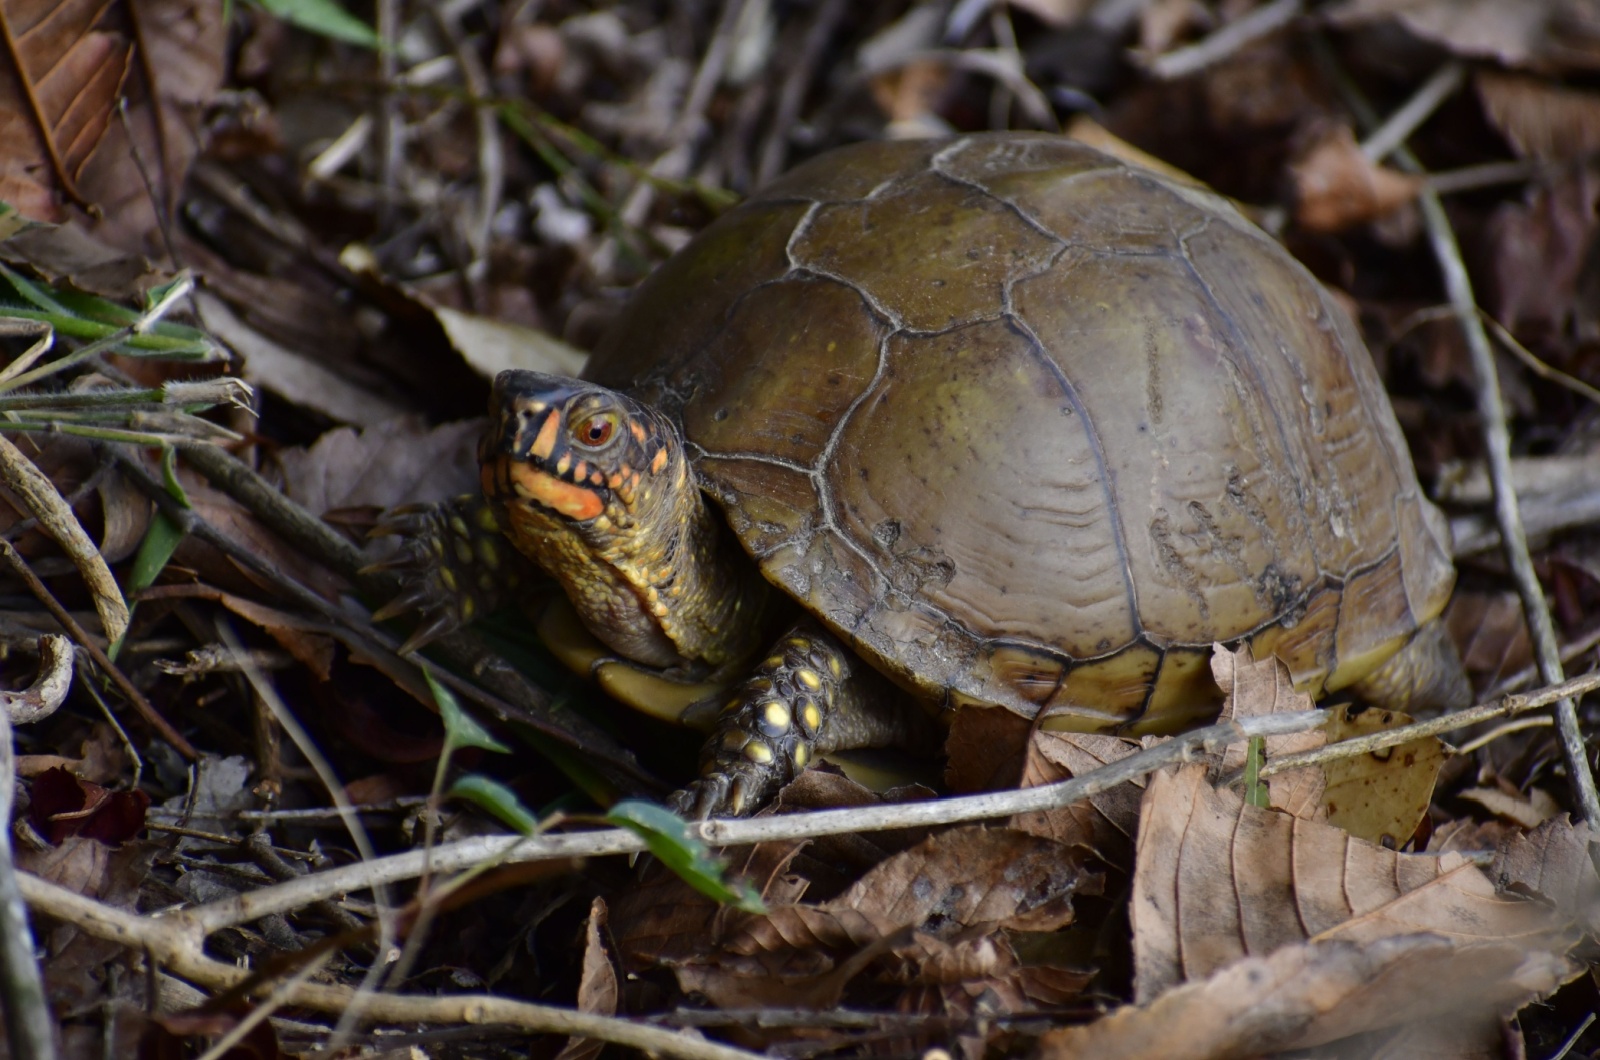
366;495;526;652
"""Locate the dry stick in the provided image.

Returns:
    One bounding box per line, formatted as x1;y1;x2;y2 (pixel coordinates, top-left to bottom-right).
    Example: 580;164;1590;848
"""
0;432;128;643
1339;61;1600;824
1145;0;1303;80
1359;62;1464;165
0;702;55;1060
171;669;1600;938
1253;669;1600;781
754;0;846;186
14;875;761;1060
0;539;197;758
164;709;1329;938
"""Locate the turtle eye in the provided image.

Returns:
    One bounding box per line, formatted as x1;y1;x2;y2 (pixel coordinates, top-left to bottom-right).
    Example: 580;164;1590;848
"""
571;411;618;450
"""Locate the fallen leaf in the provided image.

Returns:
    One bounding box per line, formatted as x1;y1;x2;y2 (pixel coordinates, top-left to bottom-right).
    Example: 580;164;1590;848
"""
1131;764;1563;1001
276;418;482;516
1327;0;1600;73
1485;166;1600;338
74;0;226;257
556;898;620;1060
0;0;131;221
1038;933;1575;1059
1477;70;1600;161
27;766;149;845
1491;815;1600;932
1319;703;1444;847
1459;784;1562;829
1010;729;1144;864
1290;124;1423;234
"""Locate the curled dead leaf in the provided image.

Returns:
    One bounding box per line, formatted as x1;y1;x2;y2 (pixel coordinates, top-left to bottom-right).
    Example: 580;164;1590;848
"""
1290;124;1422;234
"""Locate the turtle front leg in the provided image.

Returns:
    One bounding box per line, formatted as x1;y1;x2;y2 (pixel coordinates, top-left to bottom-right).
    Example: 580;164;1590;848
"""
669;621;937;818
367;494;538;652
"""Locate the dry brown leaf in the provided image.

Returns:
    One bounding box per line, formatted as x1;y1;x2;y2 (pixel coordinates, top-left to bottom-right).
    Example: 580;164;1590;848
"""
733;827;1094;956
1214;644;1327;817
73;0;227;257
1327;0;1600;72
1131;764;1564;1001
555;898;619;1060
673;827;1098;1012
1459;784;1562;829
277;419;482;517
1485;167;1600;338
1291;124;1423;234
1445;587;1534;686
1038;933;1575;1059
943;701;1031;794
1010;729;1144;863
1477;70;1600;161
0;0;131;221
1491;816;1600;932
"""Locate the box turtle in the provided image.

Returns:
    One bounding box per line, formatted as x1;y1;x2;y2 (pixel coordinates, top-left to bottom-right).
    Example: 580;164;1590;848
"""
382;132;1468;817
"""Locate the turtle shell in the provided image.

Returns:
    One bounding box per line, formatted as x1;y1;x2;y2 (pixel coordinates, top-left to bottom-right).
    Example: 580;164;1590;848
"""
583;133;1456;733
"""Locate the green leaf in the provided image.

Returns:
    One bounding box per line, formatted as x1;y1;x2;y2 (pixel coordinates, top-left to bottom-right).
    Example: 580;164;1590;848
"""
126;511;186;597
428;668;511;755
1243;735;1270;809
449;774;539;835
606;800;767;913
254;0;379;47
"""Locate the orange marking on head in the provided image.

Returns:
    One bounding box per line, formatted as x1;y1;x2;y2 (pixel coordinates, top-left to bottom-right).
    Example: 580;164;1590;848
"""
629;420;647;443
649;448;669;475
571;460;588;482
589;469;605;486
508;463;603;521
528;409;561;461
607;471;624;489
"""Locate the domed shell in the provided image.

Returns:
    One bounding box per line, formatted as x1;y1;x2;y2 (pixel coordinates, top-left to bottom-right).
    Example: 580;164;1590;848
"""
584;133;1456;733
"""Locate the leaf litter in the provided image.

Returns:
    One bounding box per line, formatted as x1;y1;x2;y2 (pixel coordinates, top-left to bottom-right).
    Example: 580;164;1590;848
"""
0;0;1597;1056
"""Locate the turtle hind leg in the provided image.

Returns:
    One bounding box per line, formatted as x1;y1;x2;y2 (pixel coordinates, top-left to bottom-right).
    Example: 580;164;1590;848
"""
1349;617;1472;713
669;621;937;818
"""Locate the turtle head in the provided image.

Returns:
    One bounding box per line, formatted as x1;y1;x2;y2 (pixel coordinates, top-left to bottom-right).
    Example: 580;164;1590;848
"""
480;371;767;674
482;371;681;532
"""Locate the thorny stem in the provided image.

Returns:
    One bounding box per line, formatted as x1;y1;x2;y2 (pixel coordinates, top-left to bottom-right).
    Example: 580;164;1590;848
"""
1318;43;1600;825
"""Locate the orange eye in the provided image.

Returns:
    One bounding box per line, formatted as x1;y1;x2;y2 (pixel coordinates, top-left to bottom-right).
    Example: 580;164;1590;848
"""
572;413;616;449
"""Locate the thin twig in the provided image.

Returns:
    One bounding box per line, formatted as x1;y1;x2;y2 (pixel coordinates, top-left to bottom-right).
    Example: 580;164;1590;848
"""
0;539;196;758
162;709;1331;937
1450;716;1552;757
15;872;761;1060
1253;669;1600;781
1143;0;1302;81
218;623;395;1051
755;0;845;186
1317;44;1600;824
0;700;55;1060
1359;62;1465;164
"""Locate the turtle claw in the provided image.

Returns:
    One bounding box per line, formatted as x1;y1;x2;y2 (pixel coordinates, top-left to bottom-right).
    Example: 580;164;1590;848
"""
668;772;755;820
369;581;438;623
398;611;462;656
